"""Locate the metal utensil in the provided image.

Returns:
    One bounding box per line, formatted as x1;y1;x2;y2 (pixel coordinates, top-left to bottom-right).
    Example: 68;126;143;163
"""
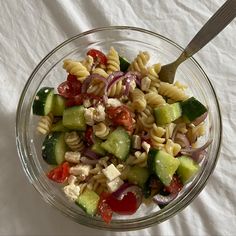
158;0;236;83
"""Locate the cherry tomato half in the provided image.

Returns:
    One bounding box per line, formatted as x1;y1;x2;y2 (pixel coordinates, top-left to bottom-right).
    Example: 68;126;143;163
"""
107;105;134;132
87;49;107;65
47;162;70;183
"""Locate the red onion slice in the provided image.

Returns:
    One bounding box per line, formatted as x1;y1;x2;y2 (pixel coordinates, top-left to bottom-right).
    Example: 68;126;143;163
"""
125;71;142;87
107;71;124;92
80;156;98;165
153;193;178;206
174;133;190;148
112;183;143;207
81;73;108;94
181;139;213;163
83;148;100;159
192;111;208;126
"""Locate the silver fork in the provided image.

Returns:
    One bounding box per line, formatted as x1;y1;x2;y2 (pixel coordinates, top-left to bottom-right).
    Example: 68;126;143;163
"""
158;0;236;84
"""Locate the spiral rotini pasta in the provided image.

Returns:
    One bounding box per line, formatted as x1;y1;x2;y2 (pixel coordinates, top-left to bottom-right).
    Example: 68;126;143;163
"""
64;131;84;152
187;123;206;144
63;59;90;82
81;55;94;72
131;88;146;112
163;139;181;157
107;80;124;97
137;106;155;131
158;82;188;101
129;51;150;75
107;47;120;74
164;123;176;140
147;63;161;92
145;92;166;108
150;124;166;149
93;122;110;139
36;112;53;135
132;151;148;167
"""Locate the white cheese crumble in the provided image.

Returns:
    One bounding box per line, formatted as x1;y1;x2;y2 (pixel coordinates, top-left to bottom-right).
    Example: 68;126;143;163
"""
63;184;81;201
107;177;124;193
69;164;92;180
102;164;121;181
106;98;122;107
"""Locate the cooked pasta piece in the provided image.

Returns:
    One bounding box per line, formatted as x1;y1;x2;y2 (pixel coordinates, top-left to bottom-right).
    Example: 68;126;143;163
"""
147;63;161;92
158;82;188;101
163;139;181;157
174;81;188;90
65;131;84;152
89;164;103;175
126;151;148;167
63;59;90;82
107;46;120;74
81;55;94;72
93;122;110;139
145;92;166;108
165;123;177;140
36;112;54;135
130;88;146;112
187;122;206;144
150;124;166;149
107;80;124;97
141;76;151;92
137;106;155;131
129;51;150;75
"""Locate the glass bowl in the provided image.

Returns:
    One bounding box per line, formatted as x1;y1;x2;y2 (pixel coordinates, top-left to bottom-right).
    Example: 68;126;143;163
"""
16;26;222;231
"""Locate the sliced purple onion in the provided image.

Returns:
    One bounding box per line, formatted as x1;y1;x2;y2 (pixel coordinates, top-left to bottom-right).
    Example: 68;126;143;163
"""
80;156;98;165
181;139;213;163
174;133;190;148
107;71;124;92
81;73;108;94
83;148;100;159
192;111;208;126
153;193;178;205
112;183;143;207
125;71;142;87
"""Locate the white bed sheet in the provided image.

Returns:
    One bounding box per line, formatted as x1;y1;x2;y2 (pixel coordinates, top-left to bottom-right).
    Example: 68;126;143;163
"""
0;0;236;235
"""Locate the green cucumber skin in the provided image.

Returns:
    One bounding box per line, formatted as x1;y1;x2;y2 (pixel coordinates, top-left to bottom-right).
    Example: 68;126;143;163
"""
75;189;100;216
101;127;131;160
52;94;66;116
91;139;106;156
51;120;69;132
42;132;66;165
181;97;207;122
126;166;150;187
119;56;130;72
33;87;54;116
62;106;86;131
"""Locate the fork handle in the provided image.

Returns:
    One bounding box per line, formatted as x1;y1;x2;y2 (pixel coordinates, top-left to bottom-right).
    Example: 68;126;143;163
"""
180;0;236;61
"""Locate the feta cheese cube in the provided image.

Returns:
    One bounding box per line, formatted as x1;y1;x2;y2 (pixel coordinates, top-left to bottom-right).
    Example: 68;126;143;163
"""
94;104;106;122
63;184;81;201
84;107;95;126
67;175;78;185
107;177;124;193
65;151;81;164
83;99;92;108
69;164;92;180
102;164;121;181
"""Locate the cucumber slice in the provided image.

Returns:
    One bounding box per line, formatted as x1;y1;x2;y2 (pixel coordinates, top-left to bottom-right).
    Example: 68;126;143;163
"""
101;127;131;160
33;87;54;116
119;56;130;72
75;189;100;216
62;106;86;131
52;94;66;116
91;138;106;156
51;120;69;132
177;156;200;184
154;102;182;125
148;149;180;186
126;166;150;187
181;97;207;123
42;132;67;165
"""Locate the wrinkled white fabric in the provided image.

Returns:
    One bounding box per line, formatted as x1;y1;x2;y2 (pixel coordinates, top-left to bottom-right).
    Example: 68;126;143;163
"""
0;0;236;235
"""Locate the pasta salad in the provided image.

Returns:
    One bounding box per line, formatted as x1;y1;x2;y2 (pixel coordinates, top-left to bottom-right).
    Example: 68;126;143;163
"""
32;47;211;223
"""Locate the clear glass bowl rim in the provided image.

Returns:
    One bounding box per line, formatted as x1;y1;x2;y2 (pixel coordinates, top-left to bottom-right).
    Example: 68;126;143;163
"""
16;26;222;231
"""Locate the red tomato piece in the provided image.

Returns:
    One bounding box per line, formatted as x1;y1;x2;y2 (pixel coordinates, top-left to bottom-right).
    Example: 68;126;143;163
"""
98;192;113;224
106;192;138;215
164;175;183;194
65;94;84;107
107;106;134;132
87;49;107;65
47;162;70;183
